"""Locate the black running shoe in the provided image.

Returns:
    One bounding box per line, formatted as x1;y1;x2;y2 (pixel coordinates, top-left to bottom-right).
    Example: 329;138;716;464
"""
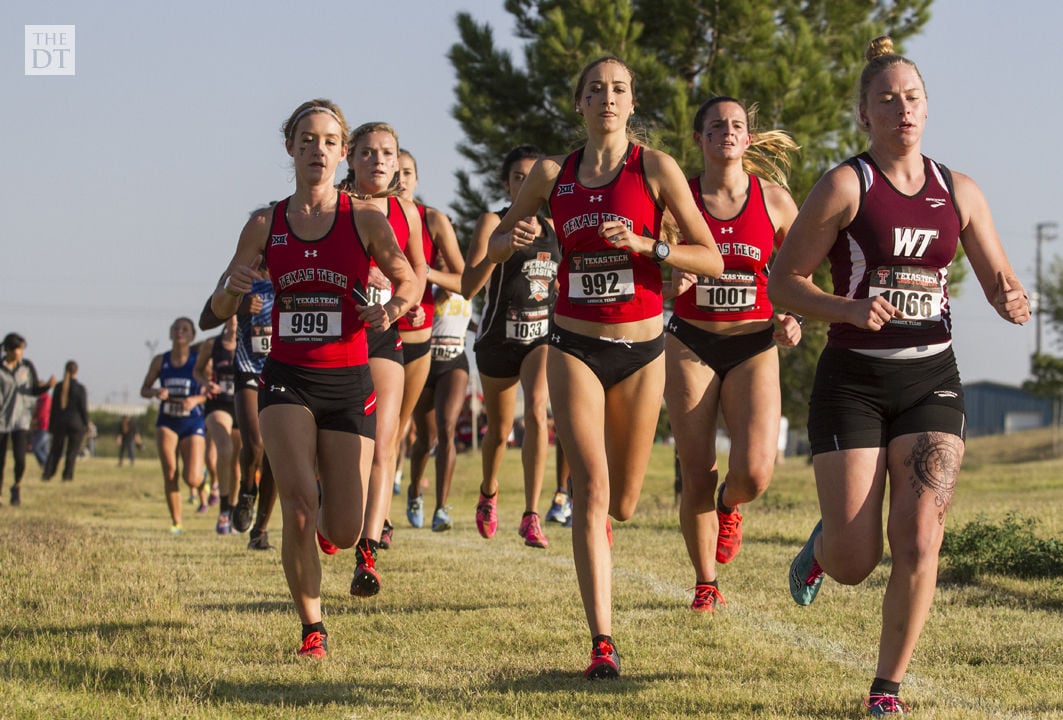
247;528;275;551
350;544;381;597
231;490;257;533
379;519;394;550
9;485;20;506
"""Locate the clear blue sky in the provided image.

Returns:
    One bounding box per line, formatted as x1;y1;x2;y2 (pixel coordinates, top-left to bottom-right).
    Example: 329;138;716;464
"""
2;1;1061;406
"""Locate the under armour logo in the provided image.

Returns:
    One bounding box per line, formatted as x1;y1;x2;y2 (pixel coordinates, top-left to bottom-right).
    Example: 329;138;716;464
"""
589;194;603;202
270;385;286;393
550;333;560;343
719;227;734;234
304;250;318;257
926;197;946;209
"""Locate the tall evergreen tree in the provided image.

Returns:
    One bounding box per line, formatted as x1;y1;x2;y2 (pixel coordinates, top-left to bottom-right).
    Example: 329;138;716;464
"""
448;0;933;425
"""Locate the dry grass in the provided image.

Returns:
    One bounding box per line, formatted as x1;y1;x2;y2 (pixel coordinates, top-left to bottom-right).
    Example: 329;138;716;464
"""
0;429;1060;719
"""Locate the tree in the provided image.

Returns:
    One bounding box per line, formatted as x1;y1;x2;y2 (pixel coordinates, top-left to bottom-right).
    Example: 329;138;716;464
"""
448;0;933;425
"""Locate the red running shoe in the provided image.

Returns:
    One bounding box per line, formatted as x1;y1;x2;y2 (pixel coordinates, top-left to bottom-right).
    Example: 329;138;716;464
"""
350;543;381;597
690;583;726;614
297;630;328;658
584;636;620;679
476;492;498;539
715;483;743;564
316;530;339;556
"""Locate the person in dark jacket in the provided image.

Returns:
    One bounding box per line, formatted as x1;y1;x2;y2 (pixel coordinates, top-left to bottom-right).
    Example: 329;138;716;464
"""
43;360;89;482
1;332;55;505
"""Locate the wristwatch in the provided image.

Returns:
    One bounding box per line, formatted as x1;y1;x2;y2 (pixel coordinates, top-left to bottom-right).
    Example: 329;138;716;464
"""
652;240;670;263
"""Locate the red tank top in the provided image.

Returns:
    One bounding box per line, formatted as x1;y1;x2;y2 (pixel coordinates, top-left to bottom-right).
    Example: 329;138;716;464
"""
264;191;372;368
827;153;961;350
362;196;411;308
397;203;436;332
674;174;776;322
549;143;664;323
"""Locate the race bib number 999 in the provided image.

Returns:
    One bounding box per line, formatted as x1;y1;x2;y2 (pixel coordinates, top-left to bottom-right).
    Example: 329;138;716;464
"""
277;293;342;343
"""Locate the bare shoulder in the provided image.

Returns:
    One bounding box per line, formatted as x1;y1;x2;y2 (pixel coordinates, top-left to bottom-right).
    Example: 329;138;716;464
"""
640;147;681;173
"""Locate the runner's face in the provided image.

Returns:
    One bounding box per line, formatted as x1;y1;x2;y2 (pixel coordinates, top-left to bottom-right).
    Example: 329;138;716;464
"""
695;101;751;161
863;64;927;150
286;112;346;185
504;158;537;203
349;131;399;195
170;320;194;346
576;61;634;133
397;154;418;201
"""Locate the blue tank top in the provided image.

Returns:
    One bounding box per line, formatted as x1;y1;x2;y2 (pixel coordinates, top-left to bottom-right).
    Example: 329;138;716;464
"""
235;278;274;373
158;350;204;420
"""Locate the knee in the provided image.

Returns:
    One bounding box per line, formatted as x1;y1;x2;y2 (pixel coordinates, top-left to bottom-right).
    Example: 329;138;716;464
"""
823;542;880;585
725;467;772;504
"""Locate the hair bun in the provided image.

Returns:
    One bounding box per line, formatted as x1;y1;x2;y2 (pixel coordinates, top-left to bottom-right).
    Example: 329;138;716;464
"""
865;36;895;62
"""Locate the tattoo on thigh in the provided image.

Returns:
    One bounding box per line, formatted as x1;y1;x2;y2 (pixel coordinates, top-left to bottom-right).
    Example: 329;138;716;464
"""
904;432;959;524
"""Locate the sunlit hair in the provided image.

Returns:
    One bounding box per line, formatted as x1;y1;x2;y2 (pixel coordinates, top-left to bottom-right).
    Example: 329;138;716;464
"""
2;332;26;354
857;36;927;129
280;99;350;145
499;145;543;186
60;360;77;410
340;121;402;198
693;96;799;190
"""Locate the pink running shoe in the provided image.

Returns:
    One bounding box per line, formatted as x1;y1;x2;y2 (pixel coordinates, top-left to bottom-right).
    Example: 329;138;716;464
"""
715;483;743;564
584;637;620;679
476;492;498;539
518;513;548;548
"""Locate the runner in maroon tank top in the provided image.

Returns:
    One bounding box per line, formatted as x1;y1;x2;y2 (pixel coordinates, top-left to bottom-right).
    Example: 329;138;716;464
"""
768;38;1030;715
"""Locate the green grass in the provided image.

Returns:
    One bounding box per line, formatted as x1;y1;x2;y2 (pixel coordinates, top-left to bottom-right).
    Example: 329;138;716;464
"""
1;429;1061;719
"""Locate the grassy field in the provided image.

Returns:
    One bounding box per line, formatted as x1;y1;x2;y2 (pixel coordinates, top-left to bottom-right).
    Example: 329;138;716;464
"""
1;429;1061;719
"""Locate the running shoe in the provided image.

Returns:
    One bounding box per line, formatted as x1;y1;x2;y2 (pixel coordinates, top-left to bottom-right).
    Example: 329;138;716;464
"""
476;492;498;539
584;637;621;679
170;523;184;535
247;528;275;551
196;500;208;514
317;530;339;556
297;630;328;658
431;506;452;532
864;694;910;716
690;583;726;614
518;513;548;548
406;494;424;528
215;510;232;535
392;470;402;496
379;519;394;550
789;520;825;606
231;490;256;533
715;482;743;564
208;487;220;507
350;543;381;597
9;485;20;507
545;491;572;524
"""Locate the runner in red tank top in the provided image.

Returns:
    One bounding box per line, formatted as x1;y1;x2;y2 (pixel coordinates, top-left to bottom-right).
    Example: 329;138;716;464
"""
211;100;418;659
486;56;723;679
395;148;466;530
339;122;428;597
662;96;802;614
768;39;1030;715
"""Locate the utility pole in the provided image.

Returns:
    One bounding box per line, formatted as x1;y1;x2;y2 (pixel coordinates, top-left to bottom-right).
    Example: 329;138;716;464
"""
1035;222;1058;357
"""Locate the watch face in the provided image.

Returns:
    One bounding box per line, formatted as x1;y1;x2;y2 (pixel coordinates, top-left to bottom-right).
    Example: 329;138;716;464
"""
655;241;670;260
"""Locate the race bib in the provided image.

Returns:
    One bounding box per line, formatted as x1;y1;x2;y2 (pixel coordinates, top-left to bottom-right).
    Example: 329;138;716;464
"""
870;266;943;328
430;338;464;362
694;270;757;312
505;306;550;344
162;399;191;418
276;293;343;343
365;285;393;306
250;325;272;355
568;251;635;305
